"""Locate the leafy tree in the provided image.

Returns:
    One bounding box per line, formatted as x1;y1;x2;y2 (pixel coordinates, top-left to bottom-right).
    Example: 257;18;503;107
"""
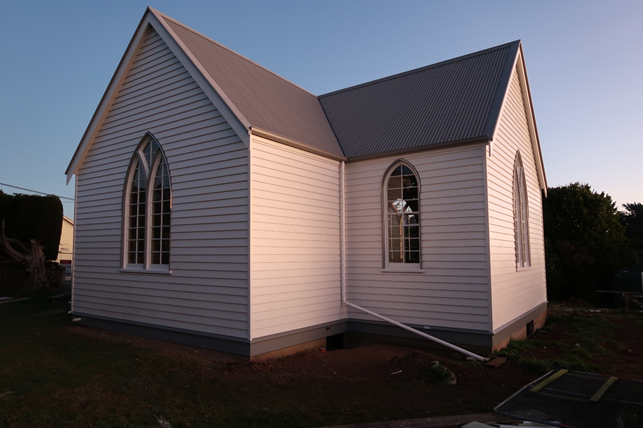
620;202;643;261
544;183;634;302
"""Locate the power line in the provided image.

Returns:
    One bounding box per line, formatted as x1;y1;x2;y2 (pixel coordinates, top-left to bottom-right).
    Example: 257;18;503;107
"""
0;182;75;201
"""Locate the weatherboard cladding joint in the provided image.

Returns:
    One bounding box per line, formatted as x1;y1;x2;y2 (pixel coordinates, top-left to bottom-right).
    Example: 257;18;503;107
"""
68;7;547;357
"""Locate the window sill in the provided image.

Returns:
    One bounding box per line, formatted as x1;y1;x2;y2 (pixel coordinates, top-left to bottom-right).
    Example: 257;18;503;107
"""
516;265;532;272
120;268;172;275
381;267;425;274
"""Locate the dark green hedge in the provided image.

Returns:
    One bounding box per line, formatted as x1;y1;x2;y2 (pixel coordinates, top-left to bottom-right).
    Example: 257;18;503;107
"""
0;191;63;261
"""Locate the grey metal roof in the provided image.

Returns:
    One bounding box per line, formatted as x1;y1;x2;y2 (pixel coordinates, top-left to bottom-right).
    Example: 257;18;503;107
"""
318;41;520;159
157;13;344;157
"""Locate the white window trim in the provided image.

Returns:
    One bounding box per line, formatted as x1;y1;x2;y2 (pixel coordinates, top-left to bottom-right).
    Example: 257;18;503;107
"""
122;133;172;271
514;151;531;271
382;160;422;270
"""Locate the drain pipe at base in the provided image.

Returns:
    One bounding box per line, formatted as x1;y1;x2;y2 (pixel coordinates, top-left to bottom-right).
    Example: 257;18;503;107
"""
338;161;489;363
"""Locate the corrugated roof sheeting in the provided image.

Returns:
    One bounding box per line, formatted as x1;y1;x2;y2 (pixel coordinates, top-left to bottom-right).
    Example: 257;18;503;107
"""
319;43;516;158
159;15;344;157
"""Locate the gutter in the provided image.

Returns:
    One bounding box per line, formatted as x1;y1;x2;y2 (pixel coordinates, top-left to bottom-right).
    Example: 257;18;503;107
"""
338;161;489;362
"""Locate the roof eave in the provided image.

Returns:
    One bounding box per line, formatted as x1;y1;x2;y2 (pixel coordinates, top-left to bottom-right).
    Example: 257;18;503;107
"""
516;46;547;195
251;127;347;162
345;136;490;163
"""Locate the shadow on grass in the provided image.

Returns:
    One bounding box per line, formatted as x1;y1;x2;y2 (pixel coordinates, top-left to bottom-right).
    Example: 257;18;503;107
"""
496;314;622;375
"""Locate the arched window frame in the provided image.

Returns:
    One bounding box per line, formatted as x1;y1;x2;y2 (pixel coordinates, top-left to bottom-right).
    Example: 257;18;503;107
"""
382;160;422;270
513;150;530;270
122;133;172;271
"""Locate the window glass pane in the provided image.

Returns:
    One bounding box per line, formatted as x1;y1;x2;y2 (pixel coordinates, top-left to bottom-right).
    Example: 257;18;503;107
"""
149;149;171;266
390;200;406;214
388;213;402;229
409;239;420;251
152;200;161;215
142;139;159;169
402;175;417;187
386;163;421;265
387;176;402;190
405;200;419;213
405;251;420;263
403;187;418;200
513;153;530;268
137;168;147;191
389;250;403;263
404;214;419;225
406;225;419;238
387;189;401;201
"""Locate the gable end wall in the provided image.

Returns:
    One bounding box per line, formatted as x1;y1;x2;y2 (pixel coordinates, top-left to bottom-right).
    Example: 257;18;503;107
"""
72;27;250;339
487;64;547;332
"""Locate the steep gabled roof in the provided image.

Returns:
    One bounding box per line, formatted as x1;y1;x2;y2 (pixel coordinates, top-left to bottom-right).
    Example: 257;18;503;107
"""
153;10;344;157
68;8;545;191
319;41;520;159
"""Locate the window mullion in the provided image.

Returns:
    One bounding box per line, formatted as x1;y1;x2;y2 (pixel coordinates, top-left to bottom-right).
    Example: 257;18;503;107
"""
144;154;155;270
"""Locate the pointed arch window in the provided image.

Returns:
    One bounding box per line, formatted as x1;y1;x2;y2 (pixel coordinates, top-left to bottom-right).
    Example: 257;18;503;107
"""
124;134;171;270
513;151;530;269
384;161;421;267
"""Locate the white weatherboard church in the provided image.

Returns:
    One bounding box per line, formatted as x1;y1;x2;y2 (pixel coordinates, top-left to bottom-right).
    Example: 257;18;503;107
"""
66;7;548;359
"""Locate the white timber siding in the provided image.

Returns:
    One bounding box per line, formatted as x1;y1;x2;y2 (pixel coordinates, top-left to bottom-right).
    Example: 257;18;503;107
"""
487;63;546;331
73;27;249;339
250;136;342;339
345;145;491;331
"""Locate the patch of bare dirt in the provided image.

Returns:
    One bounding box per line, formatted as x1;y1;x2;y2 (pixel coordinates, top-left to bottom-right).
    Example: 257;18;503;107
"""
66;303;643;419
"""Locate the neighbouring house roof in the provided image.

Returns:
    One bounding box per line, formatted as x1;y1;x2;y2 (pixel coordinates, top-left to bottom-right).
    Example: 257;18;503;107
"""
319;42;519;159
67;7;545;191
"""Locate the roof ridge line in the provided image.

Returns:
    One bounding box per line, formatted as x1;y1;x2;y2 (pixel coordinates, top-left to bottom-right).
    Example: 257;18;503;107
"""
152;9;319;99
319;40;520;99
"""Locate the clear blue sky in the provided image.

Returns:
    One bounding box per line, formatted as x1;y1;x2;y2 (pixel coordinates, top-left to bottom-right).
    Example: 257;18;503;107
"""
1;1;641;219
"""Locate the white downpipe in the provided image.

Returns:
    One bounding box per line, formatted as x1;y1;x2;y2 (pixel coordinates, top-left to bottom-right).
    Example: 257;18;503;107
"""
344;300;488;362
339;161;489;363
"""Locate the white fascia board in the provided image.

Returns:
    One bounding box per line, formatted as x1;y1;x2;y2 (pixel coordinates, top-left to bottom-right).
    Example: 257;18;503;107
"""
149;8;250;144
516;48;547;195
65;10;152;184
